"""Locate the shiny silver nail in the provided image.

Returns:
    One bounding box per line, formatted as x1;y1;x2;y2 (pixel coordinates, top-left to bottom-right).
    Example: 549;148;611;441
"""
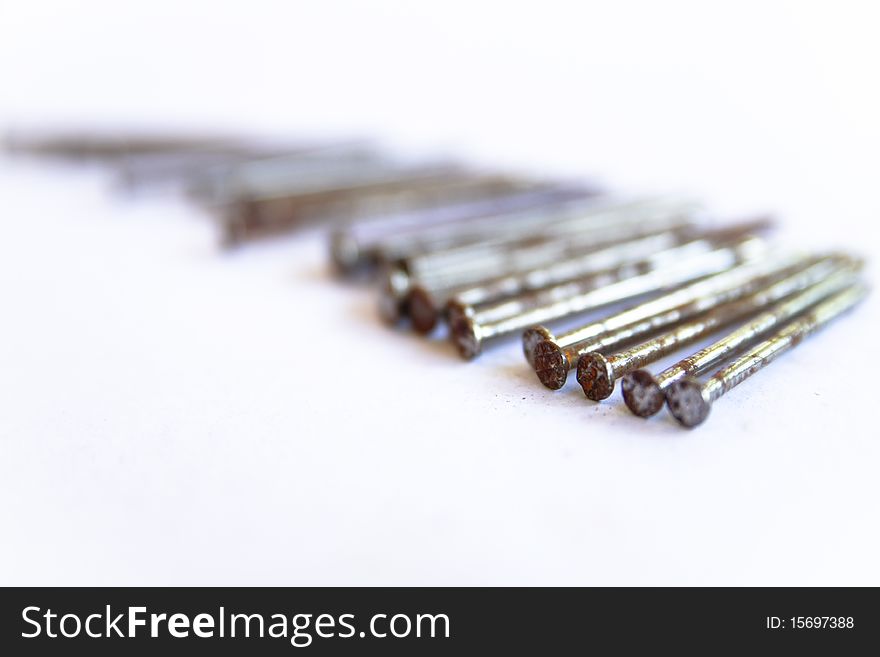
401;196;700;280
580;257;860;401
329;184;589;276
379;196;701;324
449;235;766;359
665;284;867;427
408;226;691;333
408;217;771;334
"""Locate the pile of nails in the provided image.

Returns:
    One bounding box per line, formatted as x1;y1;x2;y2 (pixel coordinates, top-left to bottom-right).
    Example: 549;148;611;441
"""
5;129;868;428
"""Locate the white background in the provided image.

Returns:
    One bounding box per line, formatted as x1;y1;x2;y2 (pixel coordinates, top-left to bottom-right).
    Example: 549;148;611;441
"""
1;0;879;585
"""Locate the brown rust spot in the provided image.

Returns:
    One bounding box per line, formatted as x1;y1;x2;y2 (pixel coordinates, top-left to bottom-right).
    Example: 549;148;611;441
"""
577;353;615;401
533;341;569;390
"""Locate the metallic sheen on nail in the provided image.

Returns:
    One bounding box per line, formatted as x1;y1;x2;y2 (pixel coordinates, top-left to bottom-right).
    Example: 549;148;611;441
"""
665;284;867;427
580;257;860;401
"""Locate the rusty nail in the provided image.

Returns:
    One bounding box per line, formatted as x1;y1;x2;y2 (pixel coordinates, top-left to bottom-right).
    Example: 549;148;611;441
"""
665;284;867;427
450;235;765;359
580;257;860;401
525;249;811;389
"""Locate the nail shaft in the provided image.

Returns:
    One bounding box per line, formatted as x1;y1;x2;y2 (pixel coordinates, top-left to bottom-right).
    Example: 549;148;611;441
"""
408;226;689;333
449;236;765;359
402;196;699;279
3;129;249;161
379;197;701;324
337;187;610;274
220;164;491;244
524;249;810;388
409;217;771;334
622;262;864;418
581;258;860;400
665;284;867;427
186;142;386;201
329;185;588;276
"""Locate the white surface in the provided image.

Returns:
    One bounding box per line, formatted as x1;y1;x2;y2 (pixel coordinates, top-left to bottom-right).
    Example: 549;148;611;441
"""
1;0;879;585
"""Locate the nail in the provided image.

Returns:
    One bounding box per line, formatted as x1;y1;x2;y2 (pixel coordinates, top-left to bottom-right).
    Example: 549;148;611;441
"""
115;140;382;193
409;226;689;334
221;160;541;244
402;196;700;278
377;264;415;325
391;196;699;295
116;150;261;193
3;129;246;160
525;250;811;388
187;142;385;202
329;185;591;276
580;257;860;400
622;260;863;418
449;235;765;359
219;163;476;245
665;284;867;427
434;218;772;332
383;198;702;325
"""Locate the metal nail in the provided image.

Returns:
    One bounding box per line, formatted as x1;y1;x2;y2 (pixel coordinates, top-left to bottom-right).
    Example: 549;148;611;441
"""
580;257;860;400
665;284;867;427
180;141;384;200
409;217;771;334
218;164;486;245
379;197;701;324
400;196;700;279
449;235;766;359
524;250;815;389
384;195;700;303
329;184;588;276
2;129;248;161
409;226;690;333
621;262;864;418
